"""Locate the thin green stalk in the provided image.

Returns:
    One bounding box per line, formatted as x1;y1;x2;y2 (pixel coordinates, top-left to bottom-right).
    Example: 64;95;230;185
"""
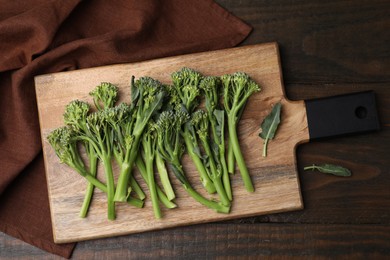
130;175;146;200
79;164;144;211
228;117;254;192
184;185;230;213
79;150;98;218
114;166;131;202
210;110;232;201
75;165;107;196
227;104;246;175
182;129;216;194
114;137;141;202
213;176;230;207
145;151;161;219
227;140;235;174
216;121;232;200
102;156;116;220
171;164;229;214
156;152;175;201
127;196;145;208
221;151;232;201
136;155;177;209
199;137;230;206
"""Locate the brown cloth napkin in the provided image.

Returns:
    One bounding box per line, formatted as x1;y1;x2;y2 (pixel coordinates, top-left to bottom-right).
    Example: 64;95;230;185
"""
0;0;251;258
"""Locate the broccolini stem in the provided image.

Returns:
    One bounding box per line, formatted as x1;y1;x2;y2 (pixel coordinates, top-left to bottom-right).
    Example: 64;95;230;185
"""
171;165;230;213
135;155;177;209
82;162;145;210
127;196;145;208
145;150;162;219
75;167;107;193
227;103;247;175
228;117;254;192
130;175;146;201
221;151;232;201
217;131;231;200
114;137;141;202
114;168;130;202
209;110;232;201
79;149;98;218
182;128;216;194
227;139;235;174
184;185;230;213
213;176;231;207
156;152;175;201
102;156;116;220
199;137;230;206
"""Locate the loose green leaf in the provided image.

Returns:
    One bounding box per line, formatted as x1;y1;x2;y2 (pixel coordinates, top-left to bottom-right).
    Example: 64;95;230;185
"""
304;164;352;177
259;102;282;157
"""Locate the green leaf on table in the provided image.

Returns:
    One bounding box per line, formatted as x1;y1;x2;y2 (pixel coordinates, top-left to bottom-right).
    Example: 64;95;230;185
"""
304;164;352;177
259;102;282;157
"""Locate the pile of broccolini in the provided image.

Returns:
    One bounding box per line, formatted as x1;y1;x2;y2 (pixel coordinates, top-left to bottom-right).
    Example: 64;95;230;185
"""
47;68;260;220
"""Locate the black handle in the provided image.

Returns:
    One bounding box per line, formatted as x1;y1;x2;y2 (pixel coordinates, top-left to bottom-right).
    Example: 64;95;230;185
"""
305;91;380;140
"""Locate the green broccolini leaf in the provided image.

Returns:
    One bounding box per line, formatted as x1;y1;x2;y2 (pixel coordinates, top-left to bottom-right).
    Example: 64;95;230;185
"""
304;164;352;177
259;102;282;157
130;75;140;107
213;109;224;143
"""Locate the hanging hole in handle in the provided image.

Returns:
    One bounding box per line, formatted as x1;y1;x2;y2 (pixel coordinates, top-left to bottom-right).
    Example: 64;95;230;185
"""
355;106;368;119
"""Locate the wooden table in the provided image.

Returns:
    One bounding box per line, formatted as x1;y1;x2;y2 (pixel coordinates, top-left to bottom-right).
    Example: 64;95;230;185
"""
1;0;389;258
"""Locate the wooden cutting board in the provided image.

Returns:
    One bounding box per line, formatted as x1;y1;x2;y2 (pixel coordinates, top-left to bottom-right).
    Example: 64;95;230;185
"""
35;42;309;243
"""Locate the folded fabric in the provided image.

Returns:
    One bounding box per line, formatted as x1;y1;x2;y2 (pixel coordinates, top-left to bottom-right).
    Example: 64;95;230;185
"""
0;0;251;258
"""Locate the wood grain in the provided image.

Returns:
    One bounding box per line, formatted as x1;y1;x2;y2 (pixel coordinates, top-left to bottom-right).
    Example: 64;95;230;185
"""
217;0;390;84
2;224;390;259
34;43;309;243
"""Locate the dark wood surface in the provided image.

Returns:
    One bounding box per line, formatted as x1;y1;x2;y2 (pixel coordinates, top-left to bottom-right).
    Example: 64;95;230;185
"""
1;0;389;258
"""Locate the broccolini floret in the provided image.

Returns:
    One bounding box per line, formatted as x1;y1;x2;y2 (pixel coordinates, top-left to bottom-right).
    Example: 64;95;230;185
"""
171;67;202;112
63;100;90;132
89;82;119;111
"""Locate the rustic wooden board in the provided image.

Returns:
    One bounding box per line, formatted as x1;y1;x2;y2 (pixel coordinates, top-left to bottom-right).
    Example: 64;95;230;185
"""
35;43;309;243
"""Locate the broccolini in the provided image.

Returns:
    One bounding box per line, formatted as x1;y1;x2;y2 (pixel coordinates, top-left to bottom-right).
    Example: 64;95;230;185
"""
113;77;166;202
171;68;216;194
221;72;260;192
156;109;230;213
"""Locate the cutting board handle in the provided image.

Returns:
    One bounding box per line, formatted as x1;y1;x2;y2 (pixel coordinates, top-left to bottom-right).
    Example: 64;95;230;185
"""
305;91;380;140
